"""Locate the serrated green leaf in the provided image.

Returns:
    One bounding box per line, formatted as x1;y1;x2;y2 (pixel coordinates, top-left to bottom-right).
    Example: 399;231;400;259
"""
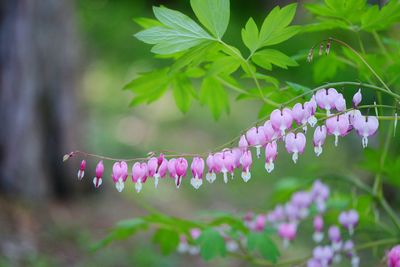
197;228;226;260
199;77;229;120
153;228;180;255
247;232;280;263
259;3;299;47
92;218;148;251
134;6;213;55
190;0;230;38
153;6;212;39
170;42;219;73
172;75;195;113
123;69;170;106
361;0;400;31
252;49;298;70
241;17;259;53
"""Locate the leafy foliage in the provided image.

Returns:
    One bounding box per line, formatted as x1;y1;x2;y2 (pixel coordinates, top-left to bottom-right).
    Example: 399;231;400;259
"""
126;0;301;119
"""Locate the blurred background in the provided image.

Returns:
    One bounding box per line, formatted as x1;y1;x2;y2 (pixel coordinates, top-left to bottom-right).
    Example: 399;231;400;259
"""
0;0;398;266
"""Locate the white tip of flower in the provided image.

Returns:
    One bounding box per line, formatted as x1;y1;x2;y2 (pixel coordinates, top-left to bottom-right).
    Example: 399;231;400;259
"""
265;161;275;173
177;243;188;253
116;179;124;192
292;152;298;163
93;177;102;188
154;176;159;188
241;171;251;182
77;170;84;180
333;254;342;264
332;241;343;252
282;239;290;249
313;232;324;243
308;116;317;127
326;110;331;116
314;145;323;157
334;135;339;147
190;177;203;190
349;226;354;236
256;146;261;158
223;172;228;184
362;136;368;148
188;246;200;255
206;172;216;183
135;180;142;193
351;255;360;267
303;125;308;133
226;241;239;252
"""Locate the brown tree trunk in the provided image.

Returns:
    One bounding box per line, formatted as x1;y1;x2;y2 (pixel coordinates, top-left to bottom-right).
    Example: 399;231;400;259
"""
0;0;81;200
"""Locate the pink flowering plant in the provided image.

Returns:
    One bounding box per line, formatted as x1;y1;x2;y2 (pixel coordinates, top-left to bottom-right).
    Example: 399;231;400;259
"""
64;0;400;266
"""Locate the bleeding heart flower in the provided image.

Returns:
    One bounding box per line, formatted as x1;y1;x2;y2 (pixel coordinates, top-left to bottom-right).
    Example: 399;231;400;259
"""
190;157;204;190
352;89;362;107
334;94;346;112
93;160;104;188
77;160;86;180
352;115;379;148
339;210;359;235
112;161;128;192
278;222;297;248
285;132;306;163
132;162;148;193
265;141;278;173
313;215;324;243
313;125;327;157
240;150;252;182
206;153;217;183
315;88;339;115
246;126;266;158
387;245;400;267
325;114;350;146
175;157;188;188
328;225;342;251
305;96;318;127
270;108;293;138
238;135;249;151
292;103;310;132
263;120;279;142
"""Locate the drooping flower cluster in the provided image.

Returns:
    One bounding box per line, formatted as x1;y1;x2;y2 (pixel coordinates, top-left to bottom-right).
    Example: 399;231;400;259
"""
71;88;379;192
174;180;360;267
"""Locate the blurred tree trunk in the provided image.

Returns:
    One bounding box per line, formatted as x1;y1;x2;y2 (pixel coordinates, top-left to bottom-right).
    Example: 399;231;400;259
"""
0;0;81;200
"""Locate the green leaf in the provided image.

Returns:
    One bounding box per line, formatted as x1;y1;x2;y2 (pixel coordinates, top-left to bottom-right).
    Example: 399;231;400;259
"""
153;6;211;39
134;6;213;55
207;55;240;76
92;218;148;251
172;75;195;113
361;0;400;31
190;0;230;38
123;68;170;106
259;3;299;47
197;228;226;260
286;81;311;94
134;17;162;29
152;228;180;255
252;49;298;70
247;232;280;263
170;42;219;73
199;77;229;120
241;17;259;53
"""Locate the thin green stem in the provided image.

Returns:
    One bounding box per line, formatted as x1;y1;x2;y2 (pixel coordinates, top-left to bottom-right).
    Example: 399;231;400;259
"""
330;38;393;93
217;40;280;107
